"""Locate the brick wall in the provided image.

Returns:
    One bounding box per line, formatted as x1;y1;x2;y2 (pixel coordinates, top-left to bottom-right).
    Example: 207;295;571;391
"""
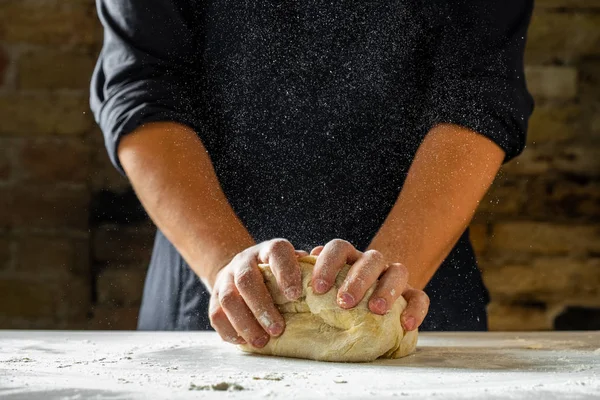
0;0;598;331
473;1;600;330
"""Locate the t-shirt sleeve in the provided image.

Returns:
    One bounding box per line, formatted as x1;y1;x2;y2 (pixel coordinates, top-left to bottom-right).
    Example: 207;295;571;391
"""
424;0;535;162
90;0;200;176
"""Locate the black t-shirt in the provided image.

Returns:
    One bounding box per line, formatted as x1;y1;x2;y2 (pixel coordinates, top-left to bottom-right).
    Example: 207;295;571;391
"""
91;0;534;331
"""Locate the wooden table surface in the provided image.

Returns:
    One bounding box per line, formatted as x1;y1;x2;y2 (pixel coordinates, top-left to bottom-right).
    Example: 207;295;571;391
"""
1;331;599;399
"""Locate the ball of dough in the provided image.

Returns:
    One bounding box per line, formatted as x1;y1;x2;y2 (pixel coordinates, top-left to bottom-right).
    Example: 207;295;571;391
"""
239;255;418;362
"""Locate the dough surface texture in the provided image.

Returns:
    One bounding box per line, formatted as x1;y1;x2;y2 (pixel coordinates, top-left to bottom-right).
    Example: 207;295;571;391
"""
239;255;418;362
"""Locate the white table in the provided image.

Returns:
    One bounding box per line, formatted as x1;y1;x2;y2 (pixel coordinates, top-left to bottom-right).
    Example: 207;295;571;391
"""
1;331;598;399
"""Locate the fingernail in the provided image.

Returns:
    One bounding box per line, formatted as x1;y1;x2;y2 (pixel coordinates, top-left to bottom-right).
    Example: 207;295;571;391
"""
314;279;328;294
403;316;416;331
284;286;302;300
252;336;269;348
371;298;387;314
338;292;355;308
268;322;283;336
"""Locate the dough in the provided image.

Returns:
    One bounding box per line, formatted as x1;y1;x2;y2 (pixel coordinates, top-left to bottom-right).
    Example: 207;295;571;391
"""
239;255;418;362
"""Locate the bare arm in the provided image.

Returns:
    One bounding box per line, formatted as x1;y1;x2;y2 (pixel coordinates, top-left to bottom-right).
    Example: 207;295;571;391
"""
118;121;255;288
368;123;505;290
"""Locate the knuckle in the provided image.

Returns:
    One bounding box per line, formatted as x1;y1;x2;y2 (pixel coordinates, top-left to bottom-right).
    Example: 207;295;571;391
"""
209;319;219;331
231;252;247;264
346;281;365;296
218;289;239;308
209;312;226;332
422;292;431;307
388;262;408;276
408;289;430;308
269;238;294;254
209;319;223;333
229;253;244;265
234;266;256;289
208;305;223;321
343;278;366;298
364;249;384;263
330;238;352;251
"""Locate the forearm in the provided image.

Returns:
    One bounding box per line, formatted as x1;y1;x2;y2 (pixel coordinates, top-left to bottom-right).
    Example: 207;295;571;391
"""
118;122;255;289
368;123;505;290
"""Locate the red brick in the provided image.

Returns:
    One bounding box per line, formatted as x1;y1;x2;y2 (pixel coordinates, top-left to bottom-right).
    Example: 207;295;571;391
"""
0;276;90;319
526;12;600;64
88;306;139;330
525;66;577;100
536;0;600;7
553;146;600;177
527;104;579;144
0;316;57;329
525;179;600;219
0;0;101;46
478;177;525;216
0;93;93;136
483;258;600;304
488;302;563;331
0;139;14;181
579;61;600;143
18;138;90;183
0;236;11;271
469;224;488;256
96;265;147;307
580;60;600;104
501;147;552;176
0;185;90;231
15;235;90;277
0;45;8;87
503;146;600;178
552;180;600;218
90;131;130;191
17;49;96;90
593;112;600;143
93;224;155;264
491;222;600;255
57;276;92;321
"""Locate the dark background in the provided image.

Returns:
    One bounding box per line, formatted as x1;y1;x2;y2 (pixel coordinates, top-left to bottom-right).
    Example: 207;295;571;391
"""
0;0;598;330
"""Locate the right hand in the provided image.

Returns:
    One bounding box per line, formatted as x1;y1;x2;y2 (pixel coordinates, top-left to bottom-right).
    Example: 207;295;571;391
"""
208;239;307;348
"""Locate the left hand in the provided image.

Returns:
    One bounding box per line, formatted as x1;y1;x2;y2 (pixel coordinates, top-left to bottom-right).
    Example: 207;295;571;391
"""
309;239;429;331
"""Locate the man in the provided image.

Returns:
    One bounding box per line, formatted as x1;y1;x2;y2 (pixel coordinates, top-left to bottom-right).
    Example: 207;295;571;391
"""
91;0;533;347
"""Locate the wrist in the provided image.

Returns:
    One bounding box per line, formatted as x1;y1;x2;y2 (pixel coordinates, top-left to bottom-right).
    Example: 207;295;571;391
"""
199;238;256;290
203;251;236;290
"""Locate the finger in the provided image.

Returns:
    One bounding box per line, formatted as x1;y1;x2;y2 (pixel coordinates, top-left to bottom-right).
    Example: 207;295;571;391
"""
209;294;246;344
295;250;309;257
259;239;302;300
312;239;361;294
337;250;387;309
310;246;324;256
367;263;409;315
218;271;270;348
233;255;285;337
400;287;430;331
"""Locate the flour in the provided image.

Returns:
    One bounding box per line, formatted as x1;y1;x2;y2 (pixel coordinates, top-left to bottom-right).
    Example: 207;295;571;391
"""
189;382;245;391
1;331;599;400
253;373;284;381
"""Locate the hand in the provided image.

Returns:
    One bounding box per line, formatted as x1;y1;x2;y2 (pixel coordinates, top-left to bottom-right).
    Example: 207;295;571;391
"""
310;239;429;331
208;238;306;348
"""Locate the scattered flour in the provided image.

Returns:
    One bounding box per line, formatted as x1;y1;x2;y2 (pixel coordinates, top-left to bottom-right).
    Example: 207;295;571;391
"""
189;382;245;391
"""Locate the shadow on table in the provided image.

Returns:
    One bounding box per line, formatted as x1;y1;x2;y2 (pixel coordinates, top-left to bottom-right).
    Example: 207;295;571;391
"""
0;388;131;400
142;343;596;373
374;346;593;372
